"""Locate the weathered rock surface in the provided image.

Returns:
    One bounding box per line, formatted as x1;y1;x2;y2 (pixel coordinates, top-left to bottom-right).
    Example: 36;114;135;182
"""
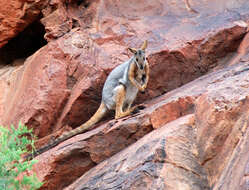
30;112;153;190
1;0;249;138
0;0;48;48
1;0;249;190
0;0;92;49
27;52;249;189
65;114;209;190
213;112;249;190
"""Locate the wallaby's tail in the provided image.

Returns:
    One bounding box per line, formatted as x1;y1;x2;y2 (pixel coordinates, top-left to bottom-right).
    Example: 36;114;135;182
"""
24;102;107;160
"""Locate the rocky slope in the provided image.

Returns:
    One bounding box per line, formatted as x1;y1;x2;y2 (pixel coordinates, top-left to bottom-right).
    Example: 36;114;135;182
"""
0;0;249;189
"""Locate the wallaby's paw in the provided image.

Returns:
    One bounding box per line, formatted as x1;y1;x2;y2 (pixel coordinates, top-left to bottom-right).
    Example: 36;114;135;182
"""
115;111;131;119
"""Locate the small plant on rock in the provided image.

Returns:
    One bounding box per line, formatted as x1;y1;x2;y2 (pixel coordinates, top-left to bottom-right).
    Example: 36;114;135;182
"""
0;123;43;190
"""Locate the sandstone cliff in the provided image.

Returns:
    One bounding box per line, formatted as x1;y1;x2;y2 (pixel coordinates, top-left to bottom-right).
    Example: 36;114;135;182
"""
0;0;249;189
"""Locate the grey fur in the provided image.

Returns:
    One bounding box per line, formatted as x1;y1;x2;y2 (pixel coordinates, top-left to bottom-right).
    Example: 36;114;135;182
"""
102;54;146;111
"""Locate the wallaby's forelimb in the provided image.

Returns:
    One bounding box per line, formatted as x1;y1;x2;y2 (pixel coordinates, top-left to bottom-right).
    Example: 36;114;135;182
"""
128;62;145;92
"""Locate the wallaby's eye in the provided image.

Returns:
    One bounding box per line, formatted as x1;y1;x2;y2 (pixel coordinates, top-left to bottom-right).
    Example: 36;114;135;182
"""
136;58;139;62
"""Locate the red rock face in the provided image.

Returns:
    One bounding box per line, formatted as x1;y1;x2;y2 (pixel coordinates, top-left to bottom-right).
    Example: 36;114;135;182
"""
65;114;209;190
62;52;249;190
26;55;249;189
0;0;48;48
1;0;249;189
2;0;248;135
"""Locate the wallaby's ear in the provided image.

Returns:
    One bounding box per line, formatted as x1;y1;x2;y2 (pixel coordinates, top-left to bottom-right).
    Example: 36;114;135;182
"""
141;40;148;50
128;48;137;54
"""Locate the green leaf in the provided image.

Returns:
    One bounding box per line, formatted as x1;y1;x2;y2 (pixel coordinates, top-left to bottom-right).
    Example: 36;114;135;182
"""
0;123;43;190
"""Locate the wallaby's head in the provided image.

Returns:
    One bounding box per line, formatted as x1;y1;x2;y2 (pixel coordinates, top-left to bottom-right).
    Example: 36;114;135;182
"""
128;40;148;70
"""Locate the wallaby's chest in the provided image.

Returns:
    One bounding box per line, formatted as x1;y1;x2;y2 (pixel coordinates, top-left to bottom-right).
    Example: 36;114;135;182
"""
134;64;146;85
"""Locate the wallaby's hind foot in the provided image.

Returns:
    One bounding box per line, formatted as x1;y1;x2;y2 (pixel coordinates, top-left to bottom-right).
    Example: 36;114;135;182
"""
115;106;137;119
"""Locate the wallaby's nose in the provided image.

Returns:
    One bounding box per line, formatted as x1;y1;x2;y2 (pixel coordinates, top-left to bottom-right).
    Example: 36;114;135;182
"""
140;65;143;70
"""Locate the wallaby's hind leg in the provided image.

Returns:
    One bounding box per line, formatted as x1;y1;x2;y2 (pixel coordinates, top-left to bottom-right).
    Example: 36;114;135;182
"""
115;85;136;119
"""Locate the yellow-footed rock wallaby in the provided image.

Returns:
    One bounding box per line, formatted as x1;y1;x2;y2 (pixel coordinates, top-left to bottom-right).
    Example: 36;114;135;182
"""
26;40;149;159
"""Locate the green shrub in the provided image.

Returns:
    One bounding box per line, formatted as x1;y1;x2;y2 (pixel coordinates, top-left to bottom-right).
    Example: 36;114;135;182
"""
0;123;43;190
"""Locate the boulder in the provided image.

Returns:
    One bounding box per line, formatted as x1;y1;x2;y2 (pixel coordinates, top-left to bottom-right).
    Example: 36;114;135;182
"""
1;0;249;189
65;114;209;190
1;0;249;138
0;0;48;48
29;53;249;189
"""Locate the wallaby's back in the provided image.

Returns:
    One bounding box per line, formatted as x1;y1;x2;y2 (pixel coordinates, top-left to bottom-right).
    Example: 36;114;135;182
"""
102;59;132;110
